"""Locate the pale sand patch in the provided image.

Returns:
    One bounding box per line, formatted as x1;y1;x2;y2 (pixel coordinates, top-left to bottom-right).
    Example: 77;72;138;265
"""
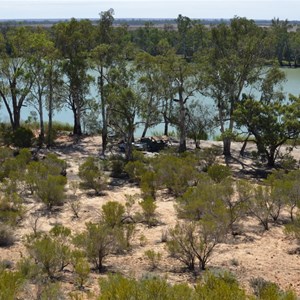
1;135;300;298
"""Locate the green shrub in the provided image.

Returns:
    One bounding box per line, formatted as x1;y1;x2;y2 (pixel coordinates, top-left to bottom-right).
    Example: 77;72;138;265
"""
12;127;35;148
17;257;41;281
100;201;135;253
26;153;67;199
197;146;223;171
73;257;90;289
0;148;31;181
73;222;114;273
207;164;231;183
0;147;13;161
110;154;126;178
78;157;108;195
101;201;125;228
0;269;25;300
0;123;13;145
139;197;158;227
250;277;297;300
42;153;67;176
140;171;157;199
124;160;147;183
284;214;300;243
153;154;198;197
144;250;162;270
96;272;297;300
98;273;195;300
38;282;65;300
25;227;71;279
0;224;15;247
195;271;247;300
36;175;67;210
0;191;24;225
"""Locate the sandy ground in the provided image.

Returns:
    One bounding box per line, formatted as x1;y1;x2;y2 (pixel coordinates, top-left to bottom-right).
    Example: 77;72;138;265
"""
1;135;300;298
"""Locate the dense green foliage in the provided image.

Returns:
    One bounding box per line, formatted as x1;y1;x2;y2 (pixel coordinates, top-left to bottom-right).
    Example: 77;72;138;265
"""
0;14;299;163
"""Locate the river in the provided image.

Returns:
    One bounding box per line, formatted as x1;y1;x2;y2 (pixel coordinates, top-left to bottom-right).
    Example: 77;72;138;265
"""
1;67;300;138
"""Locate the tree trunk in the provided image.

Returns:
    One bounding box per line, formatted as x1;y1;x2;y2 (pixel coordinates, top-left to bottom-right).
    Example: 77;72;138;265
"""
99;69;108;156
199;259;206;271
223;137;231;157
163;99;170;136
267;147;276;167
12;109;21;131
38;94;45;147
47;76;54;147
12;81;21;131
0;92;15;131
73;107;82;135
164;119;169;136
98;252;103;273
240;134;250;156
178;85;186;153
262;220;269;231
141;125;148;138
125;129;134;161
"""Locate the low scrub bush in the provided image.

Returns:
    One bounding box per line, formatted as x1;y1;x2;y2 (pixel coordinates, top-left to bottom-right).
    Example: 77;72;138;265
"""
109;154;126;178
12;127;35;148
0;269;25;299
144;250;162;270
207;164;231;183
78;156;108;195
0;224;15;247
138;197;158;227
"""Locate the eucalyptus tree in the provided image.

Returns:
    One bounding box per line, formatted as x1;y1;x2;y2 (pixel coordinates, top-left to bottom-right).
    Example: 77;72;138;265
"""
44;52;65;147
176;15;208;59
155;39;176;136
271;18;291;66
234;68;300;167
289;30;300;67
53;18;96;135
134;52;163;137
185;100;215;149
131;22;164;55
199;17;269;157
0;27;34;130
27;30;64;146
158;48;203;152
106;57;143;161
91;9;116;156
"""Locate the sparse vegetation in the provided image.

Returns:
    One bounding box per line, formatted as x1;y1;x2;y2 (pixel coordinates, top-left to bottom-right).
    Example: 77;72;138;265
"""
0;13;300;298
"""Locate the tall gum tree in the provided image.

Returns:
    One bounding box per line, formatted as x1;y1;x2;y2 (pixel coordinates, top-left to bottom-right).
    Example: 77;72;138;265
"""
91;9;115;156
0;27;34;131
270;18;291;67
199;17;267;157
135;52;163;137
53;19;96;135
27;30;63;146
159;48;203;152
106;52;143;161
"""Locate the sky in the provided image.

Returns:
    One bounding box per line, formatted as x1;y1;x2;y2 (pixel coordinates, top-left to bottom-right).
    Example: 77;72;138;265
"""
0;0;300;20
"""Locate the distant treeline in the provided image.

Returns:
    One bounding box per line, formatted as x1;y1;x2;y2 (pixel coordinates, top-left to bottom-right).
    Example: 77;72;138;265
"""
2;17;300;28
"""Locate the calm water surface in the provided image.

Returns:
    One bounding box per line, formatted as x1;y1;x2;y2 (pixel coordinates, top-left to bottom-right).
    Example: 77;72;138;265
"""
1;68;300;138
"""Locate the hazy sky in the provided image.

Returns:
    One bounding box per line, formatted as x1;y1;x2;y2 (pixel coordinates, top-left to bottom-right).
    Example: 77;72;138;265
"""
0;0;300;20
